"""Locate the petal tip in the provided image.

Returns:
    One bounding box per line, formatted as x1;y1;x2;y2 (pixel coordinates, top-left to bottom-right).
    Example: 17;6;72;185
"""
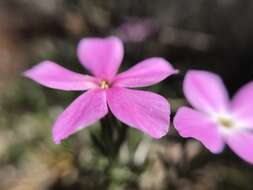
158;58;178;76
147;119;170;139
53;139;62;145
22;69;36;80
53;133;65;144
22;70;30;78
52;127;65;144
153;127;169;139
173;69;180;75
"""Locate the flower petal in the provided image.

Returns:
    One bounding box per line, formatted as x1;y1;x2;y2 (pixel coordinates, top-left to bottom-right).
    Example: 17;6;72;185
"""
225;131;253;164
184;70;229;114
113;57;178;88
77;36;124;81
23;61;98;91
107;87;170;138
174;107;224;153
232;82;253;126
53;89;108;144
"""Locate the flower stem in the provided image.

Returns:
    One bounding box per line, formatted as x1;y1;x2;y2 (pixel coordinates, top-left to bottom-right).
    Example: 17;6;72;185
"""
90;112;127;170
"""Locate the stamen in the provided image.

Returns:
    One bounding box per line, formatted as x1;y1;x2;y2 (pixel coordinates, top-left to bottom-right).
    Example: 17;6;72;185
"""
100;80;109;89
218;117;233;128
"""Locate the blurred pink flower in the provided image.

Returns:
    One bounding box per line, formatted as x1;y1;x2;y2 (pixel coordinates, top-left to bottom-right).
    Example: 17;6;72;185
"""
24;36;177;144
115;18;158;42
174;70;253;164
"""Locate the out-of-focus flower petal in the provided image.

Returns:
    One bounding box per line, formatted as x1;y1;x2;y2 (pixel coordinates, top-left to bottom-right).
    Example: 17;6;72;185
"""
107;87;170;138
232;82;253;126
113;58;178;88
115;18;158;43
174;107;224;153
53;89;108;144
225;131;253;164
77;36;124;81
184;70;229;114
23;61;98;91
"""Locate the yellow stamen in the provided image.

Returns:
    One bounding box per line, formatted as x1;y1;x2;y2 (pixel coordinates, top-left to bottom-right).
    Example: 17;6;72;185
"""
218;117;233;128
100;80;109;89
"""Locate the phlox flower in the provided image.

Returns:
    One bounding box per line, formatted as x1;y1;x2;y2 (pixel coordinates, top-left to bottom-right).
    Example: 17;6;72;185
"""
174;70;253;164
115;17;158;43
24;36;177;144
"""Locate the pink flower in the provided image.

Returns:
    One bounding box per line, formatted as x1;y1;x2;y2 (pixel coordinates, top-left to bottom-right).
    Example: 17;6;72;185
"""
24;36;177;144
115;17;158;43
174;70;253;164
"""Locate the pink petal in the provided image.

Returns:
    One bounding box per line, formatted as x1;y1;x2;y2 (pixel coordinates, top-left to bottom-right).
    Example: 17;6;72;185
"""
23;61;98;91
232;82;253;126
77;36;124;81
184;70;229;114
173;107;224;153
225;131;253;164
107;87;170;138
113;57;178;88
53;89;108;144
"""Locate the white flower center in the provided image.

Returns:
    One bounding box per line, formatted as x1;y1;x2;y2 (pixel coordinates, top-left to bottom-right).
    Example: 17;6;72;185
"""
212;112;249;134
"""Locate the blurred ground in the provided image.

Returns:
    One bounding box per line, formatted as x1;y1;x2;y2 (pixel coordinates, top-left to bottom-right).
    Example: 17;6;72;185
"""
0;0;253;189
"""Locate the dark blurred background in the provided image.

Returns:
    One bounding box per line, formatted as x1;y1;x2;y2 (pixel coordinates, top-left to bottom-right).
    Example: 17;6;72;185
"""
0;0;253;189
